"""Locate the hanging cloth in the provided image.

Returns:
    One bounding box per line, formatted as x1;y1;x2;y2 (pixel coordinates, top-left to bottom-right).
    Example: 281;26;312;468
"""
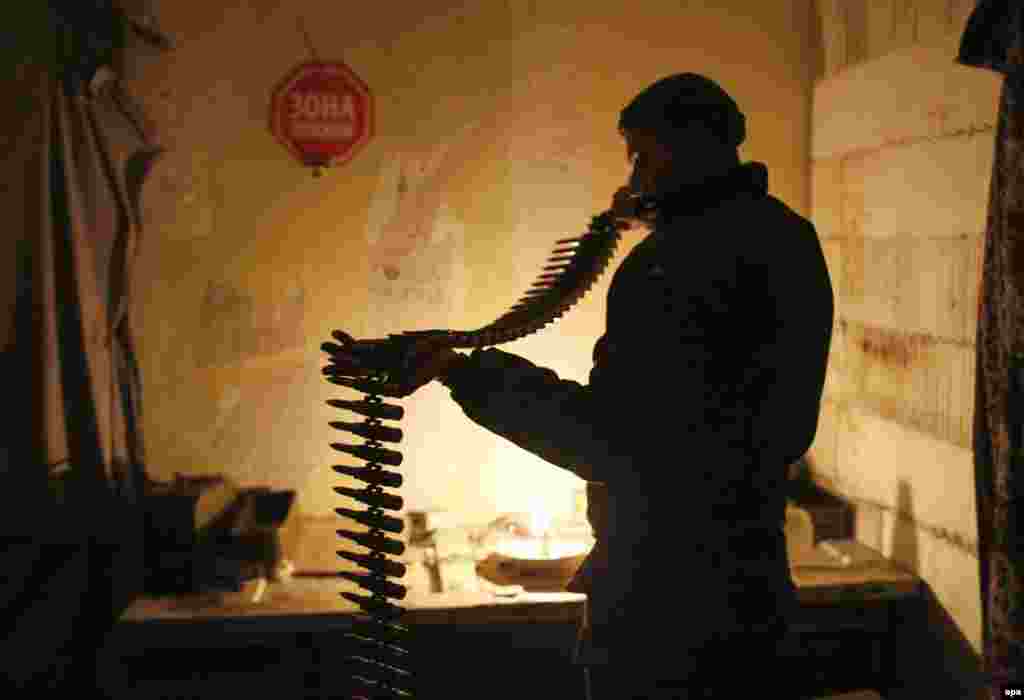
1;0;169;690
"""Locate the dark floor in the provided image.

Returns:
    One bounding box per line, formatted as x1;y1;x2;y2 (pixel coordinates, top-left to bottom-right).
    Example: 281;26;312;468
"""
98;622;887;699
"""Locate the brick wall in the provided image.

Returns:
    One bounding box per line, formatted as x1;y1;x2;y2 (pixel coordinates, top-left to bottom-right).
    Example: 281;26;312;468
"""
808;1;993;696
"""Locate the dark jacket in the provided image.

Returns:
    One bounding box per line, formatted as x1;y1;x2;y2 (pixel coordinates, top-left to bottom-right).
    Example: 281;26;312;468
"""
442;161;834;663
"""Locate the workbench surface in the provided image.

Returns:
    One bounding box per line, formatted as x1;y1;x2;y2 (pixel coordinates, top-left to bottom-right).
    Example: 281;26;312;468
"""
117;539;919;631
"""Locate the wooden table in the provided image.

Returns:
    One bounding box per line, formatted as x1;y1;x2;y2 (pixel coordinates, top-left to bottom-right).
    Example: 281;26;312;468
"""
787;539;923;695
100;539;921;698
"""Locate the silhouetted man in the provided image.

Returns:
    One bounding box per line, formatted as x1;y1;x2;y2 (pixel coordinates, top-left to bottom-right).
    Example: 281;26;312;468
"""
326;72;834;699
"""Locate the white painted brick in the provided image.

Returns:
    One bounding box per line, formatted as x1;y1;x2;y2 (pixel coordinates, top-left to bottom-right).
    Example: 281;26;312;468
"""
839;235;983;344
839;154;867;239
836;403;976;541
823;316;847;403
814;2;987;674
952;334;978;442
813;45;1002;159
838;322;975;446
811;157;843;238
812;397;843;481
839;237;866;318
821;238;844;312
917;529;982;654
831;134;992;345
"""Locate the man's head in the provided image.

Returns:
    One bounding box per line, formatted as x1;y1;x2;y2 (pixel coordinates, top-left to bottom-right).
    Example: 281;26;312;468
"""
618;73;745;198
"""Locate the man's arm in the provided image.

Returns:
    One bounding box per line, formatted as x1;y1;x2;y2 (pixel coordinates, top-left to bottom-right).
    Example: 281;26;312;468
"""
437;347;628;482
435;331;724;486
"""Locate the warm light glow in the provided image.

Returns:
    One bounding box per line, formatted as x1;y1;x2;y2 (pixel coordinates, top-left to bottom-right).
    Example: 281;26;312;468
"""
494;538;588;561
488;443;581;528
528;498;553;536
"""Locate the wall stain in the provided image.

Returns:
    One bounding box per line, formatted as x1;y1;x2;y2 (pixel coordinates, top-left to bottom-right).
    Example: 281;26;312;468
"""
841;318;973;448
858;323;918;369
835;121;995;161
196;280;306;368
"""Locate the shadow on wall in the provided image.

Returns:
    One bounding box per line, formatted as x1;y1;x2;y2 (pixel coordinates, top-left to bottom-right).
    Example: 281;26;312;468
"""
890;481;920;575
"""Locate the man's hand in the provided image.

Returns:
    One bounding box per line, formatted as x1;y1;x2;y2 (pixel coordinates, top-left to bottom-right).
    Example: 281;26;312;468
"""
322;330;464;398
610;186;642;231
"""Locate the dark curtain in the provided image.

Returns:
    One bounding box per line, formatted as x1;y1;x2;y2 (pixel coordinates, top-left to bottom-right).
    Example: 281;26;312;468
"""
1;1;168;692
956;1;1024;695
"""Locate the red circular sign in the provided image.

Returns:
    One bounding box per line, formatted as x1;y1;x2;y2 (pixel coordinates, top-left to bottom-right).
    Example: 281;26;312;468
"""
270;61;373;170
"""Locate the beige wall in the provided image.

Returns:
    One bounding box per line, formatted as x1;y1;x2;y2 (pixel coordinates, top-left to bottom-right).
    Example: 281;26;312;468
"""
809;0;990;695
40;0;816;525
